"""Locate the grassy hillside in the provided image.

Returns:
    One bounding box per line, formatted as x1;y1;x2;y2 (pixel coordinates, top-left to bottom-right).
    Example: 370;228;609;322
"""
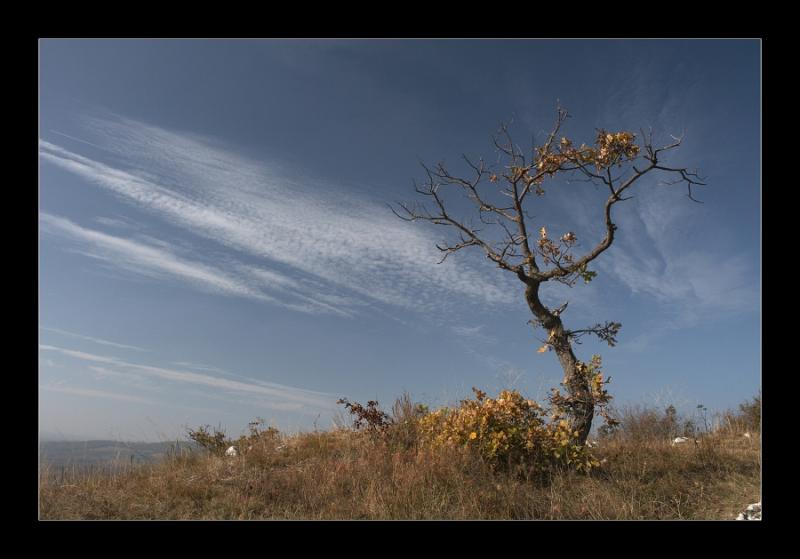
39;395;760;520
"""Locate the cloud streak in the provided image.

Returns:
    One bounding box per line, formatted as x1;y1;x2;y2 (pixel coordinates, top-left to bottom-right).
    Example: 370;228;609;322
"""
39;344;337;413
606;186;757;317
590;184;758;352
39;115;518;319
41;110;755;346
41;384;157;405
40;213;349;316
39;326;151;352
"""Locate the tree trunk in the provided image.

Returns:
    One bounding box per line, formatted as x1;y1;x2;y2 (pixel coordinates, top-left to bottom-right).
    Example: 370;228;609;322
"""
525;282;594;444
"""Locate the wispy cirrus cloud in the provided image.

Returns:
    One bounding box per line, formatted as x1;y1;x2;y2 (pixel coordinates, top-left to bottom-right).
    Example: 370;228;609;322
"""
548;185;757;352
39;344;337;414
87;365;156;389
39;326;150;352
592;184;758;351
586;57;758;329
43;373;227;416
40;213;349;316
450;324;498;345
44;110;754;343
39;113;517;318
540;89;757;345
170;361;229;375
41;384;157;405
607;186;757;316
93;215;138;230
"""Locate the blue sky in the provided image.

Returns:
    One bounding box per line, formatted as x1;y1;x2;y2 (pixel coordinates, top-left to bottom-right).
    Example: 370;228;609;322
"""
39;39;760;442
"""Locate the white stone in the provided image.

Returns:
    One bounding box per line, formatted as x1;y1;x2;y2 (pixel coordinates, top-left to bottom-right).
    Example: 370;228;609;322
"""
736;502;761;520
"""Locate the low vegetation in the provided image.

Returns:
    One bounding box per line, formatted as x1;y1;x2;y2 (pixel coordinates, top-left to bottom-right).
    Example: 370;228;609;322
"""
39;392;760;520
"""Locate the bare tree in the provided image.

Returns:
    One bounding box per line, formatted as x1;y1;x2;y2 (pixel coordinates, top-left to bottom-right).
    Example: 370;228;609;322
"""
392;107;704;445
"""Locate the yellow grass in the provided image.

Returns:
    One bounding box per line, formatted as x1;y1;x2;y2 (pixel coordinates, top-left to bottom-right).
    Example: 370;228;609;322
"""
39;415;760;520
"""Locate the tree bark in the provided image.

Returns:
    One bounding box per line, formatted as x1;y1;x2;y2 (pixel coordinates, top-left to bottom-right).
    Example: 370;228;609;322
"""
525;282;594;444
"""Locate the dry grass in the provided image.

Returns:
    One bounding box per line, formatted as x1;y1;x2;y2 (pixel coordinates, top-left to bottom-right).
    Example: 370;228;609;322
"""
39;401;760;520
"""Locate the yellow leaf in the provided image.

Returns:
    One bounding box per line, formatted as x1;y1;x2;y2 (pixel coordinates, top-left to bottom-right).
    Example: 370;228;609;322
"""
537;345;549;353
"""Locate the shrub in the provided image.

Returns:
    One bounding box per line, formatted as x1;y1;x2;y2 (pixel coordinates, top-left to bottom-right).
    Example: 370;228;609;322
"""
606;404;698;441
337;394;429;451
230;418;281;453
388;392;427;450
417;387;599;474
717;391;761;434
413;355;619;475
738;392;761;431
187;419;281;458
186;424;230;456
337;398;393;434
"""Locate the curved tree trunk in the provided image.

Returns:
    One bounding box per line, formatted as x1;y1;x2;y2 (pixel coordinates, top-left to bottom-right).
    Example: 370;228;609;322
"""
525;282;594;444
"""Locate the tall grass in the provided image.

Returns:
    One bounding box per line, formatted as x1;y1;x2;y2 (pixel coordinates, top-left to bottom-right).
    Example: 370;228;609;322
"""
39;394;760;520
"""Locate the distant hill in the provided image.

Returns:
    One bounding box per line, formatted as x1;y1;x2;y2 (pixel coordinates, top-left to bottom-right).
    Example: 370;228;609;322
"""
39;440;199;468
